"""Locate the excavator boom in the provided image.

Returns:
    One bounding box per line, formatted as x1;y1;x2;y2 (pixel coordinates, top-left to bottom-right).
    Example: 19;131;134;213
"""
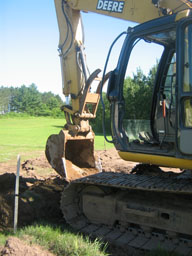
64;0;192;23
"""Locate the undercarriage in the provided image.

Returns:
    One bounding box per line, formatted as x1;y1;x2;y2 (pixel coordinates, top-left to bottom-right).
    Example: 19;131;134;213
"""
61;169;192;255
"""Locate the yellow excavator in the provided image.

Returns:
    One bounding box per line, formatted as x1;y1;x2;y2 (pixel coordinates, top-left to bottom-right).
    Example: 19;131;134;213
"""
45;0;192;253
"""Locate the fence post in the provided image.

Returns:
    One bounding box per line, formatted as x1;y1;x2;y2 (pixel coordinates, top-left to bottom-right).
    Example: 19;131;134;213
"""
14;155;20;233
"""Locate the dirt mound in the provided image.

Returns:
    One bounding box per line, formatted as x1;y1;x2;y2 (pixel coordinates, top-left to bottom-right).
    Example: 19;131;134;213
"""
0;173;66;231
96;148;135;173
1;237;54;256
0;154;55;180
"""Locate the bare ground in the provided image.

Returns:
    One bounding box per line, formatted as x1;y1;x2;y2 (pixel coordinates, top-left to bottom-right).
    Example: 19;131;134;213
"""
0;148;183;255
1;237;54;256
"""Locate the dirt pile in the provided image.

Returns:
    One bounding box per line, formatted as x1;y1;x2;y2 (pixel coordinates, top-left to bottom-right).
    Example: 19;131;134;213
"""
0;173;66;231
0;154;55;180
97;148;135;173
0;237;54;256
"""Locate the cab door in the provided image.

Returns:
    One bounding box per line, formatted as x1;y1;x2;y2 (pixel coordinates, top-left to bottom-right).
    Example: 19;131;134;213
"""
177;19;192;155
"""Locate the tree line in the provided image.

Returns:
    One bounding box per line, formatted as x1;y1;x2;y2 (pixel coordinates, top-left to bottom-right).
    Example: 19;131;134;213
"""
0;65;156;132
0;84;64;117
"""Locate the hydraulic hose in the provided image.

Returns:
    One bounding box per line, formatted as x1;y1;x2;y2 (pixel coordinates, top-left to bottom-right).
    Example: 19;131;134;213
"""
100;31;127;143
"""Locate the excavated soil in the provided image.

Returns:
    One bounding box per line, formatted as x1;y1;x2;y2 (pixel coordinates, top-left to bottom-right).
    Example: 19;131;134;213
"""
0;148;183;255
1;237;54;256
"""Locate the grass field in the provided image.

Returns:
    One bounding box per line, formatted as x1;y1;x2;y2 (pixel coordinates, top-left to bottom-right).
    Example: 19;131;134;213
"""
0;117;113;162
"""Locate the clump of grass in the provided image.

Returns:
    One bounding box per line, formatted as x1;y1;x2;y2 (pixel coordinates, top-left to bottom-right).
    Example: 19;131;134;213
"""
0;231;11;246
17;223;108;256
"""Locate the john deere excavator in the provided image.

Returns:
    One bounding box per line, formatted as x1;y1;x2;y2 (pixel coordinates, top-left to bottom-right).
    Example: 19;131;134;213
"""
45;0;192;253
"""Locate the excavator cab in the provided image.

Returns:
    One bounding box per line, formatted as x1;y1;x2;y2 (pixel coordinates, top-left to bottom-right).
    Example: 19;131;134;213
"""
107;10;192;169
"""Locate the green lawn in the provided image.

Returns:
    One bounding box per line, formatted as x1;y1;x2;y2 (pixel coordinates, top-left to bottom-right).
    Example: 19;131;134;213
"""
0;117;112;162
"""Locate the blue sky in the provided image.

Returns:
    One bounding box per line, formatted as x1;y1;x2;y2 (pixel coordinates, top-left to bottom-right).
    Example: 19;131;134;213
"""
0;0;161;98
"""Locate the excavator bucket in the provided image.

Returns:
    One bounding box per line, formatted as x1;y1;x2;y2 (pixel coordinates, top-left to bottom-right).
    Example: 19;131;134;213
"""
45;129;99;181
